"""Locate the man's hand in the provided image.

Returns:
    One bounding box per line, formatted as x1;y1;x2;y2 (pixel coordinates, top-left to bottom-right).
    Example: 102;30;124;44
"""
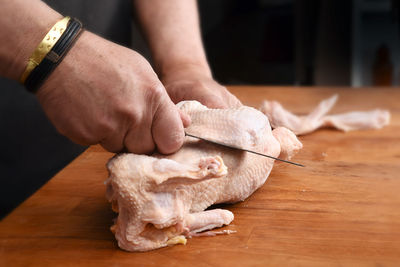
36;31;186;154
162;64;242;109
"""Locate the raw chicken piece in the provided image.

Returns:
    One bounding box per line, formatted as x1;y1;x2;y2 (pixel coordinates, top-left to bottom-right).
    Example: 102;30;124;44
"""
106;101;302;252
260;95;390;135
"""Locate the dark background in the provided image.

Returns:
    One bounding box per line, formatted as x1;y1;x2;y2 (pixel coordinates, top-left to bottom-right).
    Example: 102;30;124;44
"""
199;0;399;86
1;0;399;218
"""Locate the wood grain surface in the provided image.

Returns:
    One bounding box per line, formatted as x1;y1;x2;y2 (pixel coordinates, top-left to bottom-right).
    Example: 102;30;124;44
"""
1;86;400;266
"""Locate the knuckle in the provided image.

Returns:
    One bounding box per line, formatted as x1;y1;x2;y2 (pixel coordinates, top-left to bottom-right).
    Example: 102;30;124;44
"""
124;129;155;154
71;132;98;146
125;107;141;122
116;101;143;124
100;138;123;153
145;83;165;104
156;129;185;154
79;130;102;145
96;117;115;135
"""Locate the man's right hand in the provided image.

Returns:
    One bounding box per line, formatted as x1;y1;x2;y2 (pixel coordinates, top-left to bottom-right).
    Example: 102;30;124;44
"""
36;31;187;154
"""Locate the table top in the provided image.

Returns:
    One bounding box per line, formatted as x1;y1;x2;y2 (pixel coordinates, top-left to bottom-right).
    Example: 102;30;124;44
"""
1;86;400;266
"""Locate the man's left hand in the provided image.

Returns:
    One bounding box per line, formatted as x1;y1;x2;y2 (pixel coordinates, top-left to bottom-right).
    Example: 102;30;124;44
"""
162;65;242;109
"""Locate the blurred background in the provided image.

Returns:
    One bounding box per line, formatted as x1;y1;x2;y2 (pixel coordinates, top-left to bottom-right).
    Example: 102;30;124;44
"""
1;0;399;218
132;0;400;86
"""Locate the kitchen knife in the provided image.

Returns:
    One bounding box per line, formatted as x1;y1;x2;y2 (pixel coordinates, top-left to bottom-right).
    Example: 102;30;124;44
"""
185;132;305;167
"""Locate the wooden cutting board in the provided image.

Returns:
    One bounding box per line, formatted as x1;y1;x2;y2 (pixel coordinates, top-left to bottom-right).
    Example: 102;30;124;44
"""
1;86;400;266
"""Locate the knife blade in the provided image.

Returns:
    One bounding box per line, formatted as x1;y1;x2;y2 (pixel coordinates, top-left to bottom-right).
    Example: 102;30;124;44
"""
185;132;305;167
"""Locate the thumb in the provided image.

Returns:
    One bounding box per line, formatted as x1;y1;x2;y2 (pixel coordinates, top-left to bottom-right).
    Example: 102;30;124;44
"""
179;109;191;128
152;96;185;154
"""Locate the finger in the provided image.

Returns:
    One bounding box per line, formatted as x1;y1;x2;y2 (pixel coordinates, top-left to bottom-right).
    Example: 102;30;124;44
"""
228;95;243;108
199;95;229;109
220;86;242;108
178;109;191;128
152;97;185;154
100;133;125;153
164;83;185;104
124;119;155;154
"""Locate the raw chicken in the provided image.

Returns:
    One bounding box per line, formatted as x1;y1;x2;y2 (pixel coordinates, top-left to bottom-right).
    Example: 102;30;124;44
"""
260;95;390;135
106;101;302;252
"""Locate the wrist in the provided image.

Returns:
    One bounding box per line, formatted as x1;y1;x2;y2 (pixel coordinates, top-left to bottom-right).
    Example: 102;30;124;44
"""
0;0;61;80
23;17;83;93
36;30;92;98
159;60;212;81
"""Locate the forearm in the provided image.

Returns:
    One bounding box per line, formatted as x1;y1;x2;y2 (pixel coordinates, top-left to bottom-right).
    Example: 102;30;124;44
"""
0;0;61;81
133;0;211;78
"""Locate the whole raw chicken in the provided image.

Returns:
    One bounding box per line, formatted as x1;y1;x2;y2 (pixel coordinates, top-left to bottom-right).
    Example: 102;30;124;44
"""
106;101;302;252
